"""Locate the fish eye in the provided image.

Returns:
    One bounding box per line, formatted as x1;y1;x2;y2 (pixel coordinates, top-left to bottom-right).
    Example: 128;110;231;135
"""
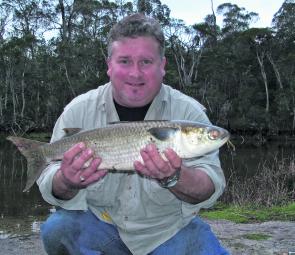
208;129;220;140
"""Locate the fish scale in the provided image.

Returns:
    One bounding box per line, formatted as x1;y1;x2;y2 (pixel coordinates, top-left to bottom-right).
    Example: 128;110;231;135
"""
56;121;179;170
7;120;230;191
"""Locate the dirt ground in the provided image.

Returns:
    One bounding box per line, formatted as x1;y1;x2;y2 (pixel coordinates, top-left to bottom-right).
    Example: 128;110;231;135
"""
0;220;294;255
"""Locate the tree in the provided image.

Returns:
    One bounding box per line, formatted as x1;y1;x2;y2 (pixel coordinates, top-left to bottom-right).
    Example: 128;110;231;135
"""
272;0;295;130
135;0;170;25
217;3;258;35
165;19;203;89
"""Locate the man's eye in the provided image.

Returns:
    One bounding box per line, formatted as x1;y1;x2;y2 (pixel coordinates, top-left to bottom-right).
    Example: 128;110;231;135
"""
118;59;130;64
141;59;152;65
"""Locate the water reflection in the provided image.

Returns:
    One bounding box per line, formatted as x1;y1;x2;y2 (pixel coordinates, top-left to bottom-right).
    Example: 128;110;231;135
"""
220;136;295;179
0;134;52;238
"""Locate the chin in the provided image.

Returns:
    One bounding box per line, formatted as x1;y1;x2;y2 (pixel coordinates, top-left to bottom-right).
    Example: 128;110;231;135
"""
125;100;150;108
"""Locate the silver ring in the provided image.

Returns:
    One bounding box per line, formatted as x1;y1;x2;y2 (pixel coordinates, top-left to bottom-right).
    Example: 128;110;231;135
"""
79;175;85;182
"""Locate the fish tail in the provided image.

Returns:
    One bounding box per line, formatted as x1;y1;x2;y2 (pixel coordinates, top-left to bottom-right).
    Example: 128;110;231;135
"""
6;136;47;192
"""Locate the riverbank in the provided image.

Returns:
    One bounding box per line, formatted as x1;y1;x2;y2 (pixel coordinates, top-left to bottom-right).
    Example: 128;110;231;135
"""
1;219;294;255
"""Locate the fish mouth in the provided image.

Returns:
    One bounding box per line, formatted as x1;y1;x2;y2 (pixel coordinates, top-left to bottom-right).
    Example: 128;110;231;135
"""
208;127;230;141
220;128;230;140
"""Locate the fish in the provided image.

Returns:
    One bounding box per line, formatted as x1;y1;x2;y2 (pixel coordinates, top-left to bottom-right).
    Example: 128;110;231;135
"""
7;120;230;192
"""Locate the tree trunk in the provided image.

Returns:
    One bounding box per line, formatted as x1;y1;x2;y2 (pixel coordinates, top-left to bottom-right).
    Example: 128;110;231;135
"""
267;53;283;89
256;51;269;112
20;68;26;118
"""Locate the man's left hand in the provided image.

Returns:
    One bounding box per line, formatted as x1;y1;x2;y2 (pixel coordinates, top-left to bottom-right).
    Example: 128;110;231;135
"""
134;144;182;180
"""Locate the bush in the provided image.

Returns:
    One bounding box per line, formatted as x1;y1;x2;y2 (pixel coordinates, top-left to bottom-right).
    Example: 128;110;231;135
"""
221;156;295;207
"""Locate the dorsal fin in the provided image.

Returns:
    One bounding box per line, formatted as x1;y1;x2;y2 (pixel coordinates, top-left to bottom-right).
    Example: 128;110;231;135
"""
63;128;82;136
148;127;178;141
108;121;129;125
108;120;170;125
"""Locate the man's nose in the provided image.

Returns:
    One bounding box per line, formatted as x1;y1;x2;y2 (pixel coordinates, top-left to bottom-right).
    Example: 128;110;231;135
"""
129;63;143;77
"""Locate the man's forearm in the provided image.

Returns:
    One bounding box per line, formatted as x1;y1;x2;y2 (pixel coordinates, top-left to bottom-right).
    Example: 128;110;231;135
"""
169;166;215;204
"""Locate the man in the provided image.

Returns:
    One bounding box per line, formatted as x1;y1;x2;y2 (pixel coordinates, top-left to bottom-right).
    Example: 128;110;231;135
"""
38;13;228;255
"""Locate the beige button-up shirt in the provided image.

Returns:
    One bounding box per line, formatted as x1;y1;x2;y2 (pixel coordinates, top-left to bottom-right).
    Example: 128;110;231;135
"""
37;82;226;255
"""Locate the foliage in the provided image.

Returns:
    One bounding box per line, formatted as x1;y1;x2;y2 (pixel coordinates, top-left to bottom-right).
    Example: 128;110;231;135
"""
0;0;295;134
221;155;295;207
242;233;271;241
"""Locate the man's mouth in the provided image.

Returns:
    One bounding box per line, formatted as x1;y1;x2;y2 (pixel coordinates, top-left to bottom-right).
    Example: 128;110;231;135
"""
126;82;145;87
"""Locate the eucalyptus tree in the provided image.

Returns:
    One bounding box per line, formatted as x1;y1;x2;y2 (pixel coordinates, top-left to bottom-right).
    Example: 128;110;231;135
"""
196;3;263;129
135;0;170;25
165;20;198;89
272;0;295;130
272;0;295;43
0;0;55;131
54;0;119;97
217;3;258;36
0;3;14;126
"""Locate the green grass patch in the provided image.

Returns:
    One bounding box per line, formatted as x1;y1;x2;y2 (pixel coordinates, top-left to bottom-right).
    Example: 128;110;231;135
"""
242;233;271;240
200;202;295;223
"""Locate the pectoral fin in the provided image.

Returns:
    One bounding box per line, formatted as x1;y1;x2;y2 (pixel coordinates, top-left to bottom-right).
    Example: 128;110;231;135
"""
63;128;82;136
148;127;178;141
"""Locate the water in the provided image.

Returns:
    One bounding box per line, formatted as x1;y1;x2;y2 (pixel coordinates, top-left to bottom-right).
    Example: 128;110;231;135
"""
0;134;294;238
221;136;295;179
0;134;53;239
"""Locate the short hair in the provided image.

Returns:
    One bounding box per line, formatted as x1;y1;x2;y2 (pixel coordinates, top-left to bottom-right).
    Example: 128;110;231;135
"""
107;13;165;57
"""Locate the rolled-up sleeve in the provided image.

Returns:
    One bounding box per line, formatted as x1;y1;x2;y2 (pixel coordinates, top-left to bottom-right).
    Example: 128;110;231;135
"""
37;163;88;210
36;104;88;210
182;150;226;210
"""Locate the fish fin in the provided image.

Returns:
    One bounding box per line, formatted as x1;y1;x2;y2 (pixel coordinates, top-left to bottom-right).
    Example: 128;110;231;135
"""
108;121;127;124
6;136;48;192
108;120;170;125
148;127;178;141
63;128;82;136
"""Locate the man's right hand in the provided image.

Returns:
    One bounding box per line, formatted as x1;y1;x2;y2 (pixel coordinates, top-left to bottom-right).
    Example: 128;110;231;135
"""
52;142;107;200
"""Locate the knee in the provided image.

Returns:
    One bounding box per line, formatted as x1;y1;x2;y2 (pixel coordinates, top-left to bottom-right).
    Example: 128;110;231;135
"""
41;209;78;245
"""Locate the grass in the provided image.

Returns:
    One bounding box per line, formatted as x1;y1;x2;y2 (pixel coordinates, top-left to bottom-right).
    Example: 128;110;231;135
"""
200;202;295;223
242;233;271;240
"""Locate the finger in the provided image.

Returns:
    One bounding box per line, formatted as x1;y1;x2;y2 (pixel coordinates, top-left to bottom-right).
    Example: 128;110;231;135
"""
139;146;167;179
77;157;102;180
63;142;86;165
144;144;170;174
140;148;159;173
71;148;94;171
164;148;182;169
77;158;107;187
81;169;108;187
134;160;148;175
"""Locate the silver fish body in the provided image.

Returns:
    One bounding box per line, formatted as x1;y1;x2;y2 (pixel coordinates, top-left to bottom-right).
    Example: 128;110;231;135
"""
7;120;230;191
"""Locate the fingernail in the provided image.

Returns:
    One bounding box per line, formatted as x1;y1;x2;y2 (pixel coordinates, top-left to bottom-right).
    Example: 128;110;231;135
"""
147;144;153;151
79;142;85;149
165;148;172;153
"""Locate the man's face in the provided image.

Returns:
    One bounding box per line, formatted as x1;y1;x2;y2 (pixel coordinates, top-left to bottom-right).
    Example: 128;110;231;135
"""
107;36;166;107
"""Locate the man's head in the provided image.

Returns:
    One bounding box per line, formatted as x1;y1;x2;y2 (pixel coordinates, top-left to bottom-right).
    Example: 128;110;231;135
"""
107;14;166;108
107;13;165;58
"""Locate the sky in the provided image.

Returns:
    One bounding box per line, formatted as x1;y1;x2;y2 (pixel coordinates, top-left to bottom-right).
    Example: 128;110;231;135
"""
160;0;285;28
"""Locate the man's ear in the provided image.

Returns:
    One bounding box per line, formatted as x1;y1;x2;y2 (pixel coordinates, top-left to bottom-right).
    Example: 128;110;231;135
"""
106;58;111;77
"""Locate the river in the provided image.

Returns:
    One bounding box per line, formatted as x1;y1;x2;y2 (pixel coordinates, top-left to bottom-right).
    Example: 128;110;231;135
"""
0;133;294;239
